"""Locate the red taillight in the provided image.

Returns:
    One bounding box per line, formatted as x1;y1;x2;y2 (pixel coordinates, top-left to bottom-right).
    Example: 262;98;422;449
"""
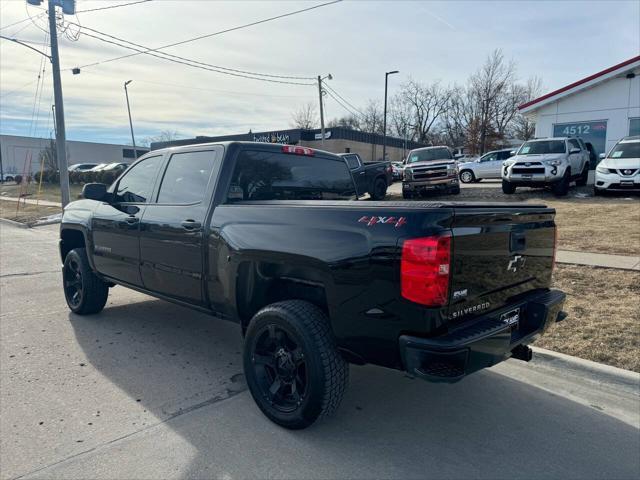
401;234;451;307
282;145;315;156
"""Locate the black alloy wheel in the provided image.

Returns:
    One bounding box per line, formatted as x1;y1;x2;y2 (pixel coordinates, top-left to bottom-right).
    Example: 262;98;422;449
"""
250;323;308;413
64;256;84;309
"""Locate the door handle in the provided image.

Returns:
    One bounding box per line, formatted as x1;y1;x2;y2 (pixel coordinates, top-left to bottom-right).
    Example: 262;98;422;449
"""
125;216;139;224
181;219;202;230
359;171;366;175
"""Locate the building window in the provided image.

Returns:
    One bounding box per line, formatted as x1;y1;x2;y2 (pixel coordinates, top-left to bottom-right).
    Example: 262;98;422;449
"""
630;118;640;136
553;120;607;157
344;147;351;153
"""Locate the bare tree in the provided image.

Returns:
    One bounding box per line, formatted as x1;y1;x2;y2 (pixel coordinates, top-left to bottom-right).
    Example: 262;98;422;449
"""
389;93;413;141
141;130;180;147
511;76;543;141
468;49;517;153
39;139;58;171
360;100;384;134
399;79;452;144
327;114;361;130
290;102;318;129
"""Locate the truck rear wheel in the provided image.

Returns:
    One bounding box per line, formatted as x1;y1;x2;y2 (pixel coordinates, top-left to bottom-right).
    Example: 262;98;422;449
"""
370;178;387;200
502;180;516;194
243;300;349;429
63;248;109;315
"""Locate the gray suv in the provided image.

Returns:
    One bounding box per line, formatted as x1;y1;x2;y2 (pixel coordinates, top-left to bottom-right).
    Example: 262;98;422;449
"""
502;137;590;196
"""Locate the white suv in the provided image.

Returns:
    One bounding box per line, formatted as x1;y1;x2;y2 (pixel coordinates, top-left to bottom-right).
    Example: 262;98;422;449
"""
594;136;640;195
502;137;590;196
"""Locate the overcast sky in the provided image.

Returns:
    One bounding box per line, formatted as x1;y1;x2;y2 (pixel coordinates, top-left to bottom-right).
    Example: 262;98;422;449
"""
1;0;639;145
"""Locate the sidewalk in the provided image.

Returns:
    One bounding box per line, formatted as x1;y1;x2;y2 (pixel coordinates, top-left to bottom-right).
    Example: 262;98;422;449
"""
0;195;61;208
556;250;640;271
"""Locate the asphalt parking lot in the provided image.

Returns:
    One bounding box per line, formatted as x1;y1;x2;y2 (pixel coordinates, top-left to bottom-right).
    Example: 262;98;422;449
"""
1;223;639;480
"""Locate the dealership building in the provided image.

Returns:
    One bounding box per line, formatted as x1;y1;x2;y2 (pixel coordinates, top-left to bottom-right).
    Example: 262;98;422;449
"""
0;134;148;176
519;55;640;158
151;127;427;162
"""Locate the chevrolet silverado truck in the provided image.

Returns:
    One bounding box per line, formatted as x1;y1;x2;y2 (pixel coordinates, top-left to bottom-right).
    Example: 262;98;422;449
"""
60;141;566;429
402;146;460;198
337;152;393;200
502;137;590;196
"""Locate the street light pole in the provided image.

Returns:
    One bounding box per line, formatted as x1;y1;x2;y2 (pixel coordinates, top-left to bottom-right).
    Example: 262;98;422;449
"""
382;70;399;163
124;80;138;160
47;0;71;206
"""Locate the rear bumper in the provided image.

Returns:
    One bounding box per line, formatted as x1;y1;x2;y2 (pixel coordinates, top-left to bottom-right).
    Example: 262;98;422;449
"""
399;289;566;383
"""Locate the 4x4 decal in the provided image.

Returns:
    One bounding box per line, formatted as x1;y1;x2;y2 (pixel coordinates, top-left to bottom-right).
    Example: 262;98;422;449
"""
358;216;407;228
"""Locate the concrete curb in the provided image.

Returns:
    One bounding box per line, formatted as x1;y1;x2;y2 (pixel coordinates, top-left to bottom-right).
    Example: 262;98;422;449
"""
531;346;640;392
0;217;29;229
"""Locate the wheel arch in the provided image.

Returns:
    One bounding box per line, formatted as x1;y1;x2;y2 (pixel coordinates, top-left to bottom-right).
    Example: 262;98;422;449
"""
60;225;97;272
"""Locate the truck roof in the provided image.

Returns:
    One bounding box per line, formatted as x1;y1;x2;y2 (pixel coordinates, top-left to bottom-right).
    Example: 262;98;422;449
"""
149;141;340;158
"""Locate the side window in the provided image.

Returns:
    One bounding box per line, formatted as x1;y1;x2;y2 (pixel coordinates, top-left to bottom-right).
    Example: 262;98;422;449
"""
157;150;217;204
568;139;581;150
482;153;497;162
344;155;360;169
114;156;163;203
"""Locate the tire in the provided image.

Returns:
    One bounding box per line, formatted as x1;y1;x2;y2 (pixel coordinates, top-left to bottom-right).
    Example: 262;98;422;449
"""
402;191;413;200
5;176;13;182
576;164;589;186
449;186;461;195
370;178;387;201
502;180;516;194
459;170;475;183
243;300;349;430
552;171;570;196
63;248;109;315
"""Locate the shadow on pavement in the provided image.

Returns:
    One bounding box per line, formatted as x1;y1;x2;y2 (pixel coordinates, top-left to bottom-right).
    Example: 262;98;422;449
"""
69;296;640;480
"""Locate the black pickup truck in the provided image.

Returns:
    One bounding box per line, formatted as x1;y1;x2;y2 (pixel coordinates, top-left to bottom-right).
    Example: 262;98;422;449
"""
60;142;566;429
337;152;393;200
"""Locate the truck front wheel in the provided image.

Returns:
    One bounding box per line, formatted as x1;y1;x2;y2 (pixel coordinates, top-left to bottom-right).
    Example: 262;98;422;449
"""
243;300;349;429
63;248;109;315
370;178;387;200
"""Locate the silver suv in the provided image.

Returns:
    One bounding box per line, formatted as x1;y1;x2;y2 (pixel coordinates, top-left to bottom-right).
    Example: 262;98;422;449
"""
502;137;590;196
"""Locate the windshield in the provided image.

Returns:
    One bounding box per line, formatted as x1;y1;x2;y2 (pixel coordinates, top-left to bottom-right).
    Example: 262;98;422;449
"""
518;140;566;155
608;142;640;160
407;148;451;164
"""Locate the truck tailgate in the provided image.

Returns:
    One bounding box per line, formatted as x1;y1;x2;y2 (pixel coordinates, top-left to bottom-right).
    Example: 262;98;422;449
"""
447;206;556;321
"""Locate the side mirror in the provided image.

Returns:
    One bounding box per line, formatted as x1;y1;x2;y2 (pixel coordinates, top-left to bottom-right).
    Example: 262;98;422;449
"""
82;183;108;201
569;148;581;154
599;153;606;159
510;150;516;155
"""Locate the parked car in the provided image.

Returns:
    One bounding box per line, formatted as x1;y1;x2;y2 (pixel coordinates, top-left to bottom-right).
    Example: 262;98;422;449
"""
594;135;640;195
68;163;99;172
402;146;460;198
502;137;590;196
101;162;130;173
0;172;17;182
87;163;109;172
337;152;392;200
391;161;404;181
60;141;566;429
458;148;514;183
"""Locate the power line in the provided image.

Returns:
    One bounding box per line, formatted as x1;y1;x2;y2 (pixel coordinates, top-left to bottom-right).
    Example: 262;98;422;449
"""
75;29;316;86
0;35;51;58
324;84;365;117
71;0;341;72
76;0;152;14
0;78;39;99
0;13;44;31
324;88;364;120
70;22;315;80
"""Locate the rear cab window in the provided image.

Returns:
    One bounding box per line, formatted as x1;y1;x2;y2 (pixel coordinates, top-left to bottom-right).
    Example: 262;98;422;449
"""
227;150;357;202
156;150;218;204
343;155;360;169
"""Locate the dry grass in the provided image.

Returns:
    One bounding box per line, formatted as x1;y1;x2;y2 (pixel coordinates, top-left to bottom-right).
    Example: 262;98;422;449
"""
535;264;640;372
0;182;82;203
530;197;640;256
0;200;61;224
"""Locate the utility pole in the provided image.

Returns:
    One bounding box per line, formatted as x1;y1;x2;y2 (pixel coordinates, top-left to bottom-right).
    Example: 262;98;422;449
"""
21;0;73;205
124;80;138;159
382;70;399;163
317;73;332;148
